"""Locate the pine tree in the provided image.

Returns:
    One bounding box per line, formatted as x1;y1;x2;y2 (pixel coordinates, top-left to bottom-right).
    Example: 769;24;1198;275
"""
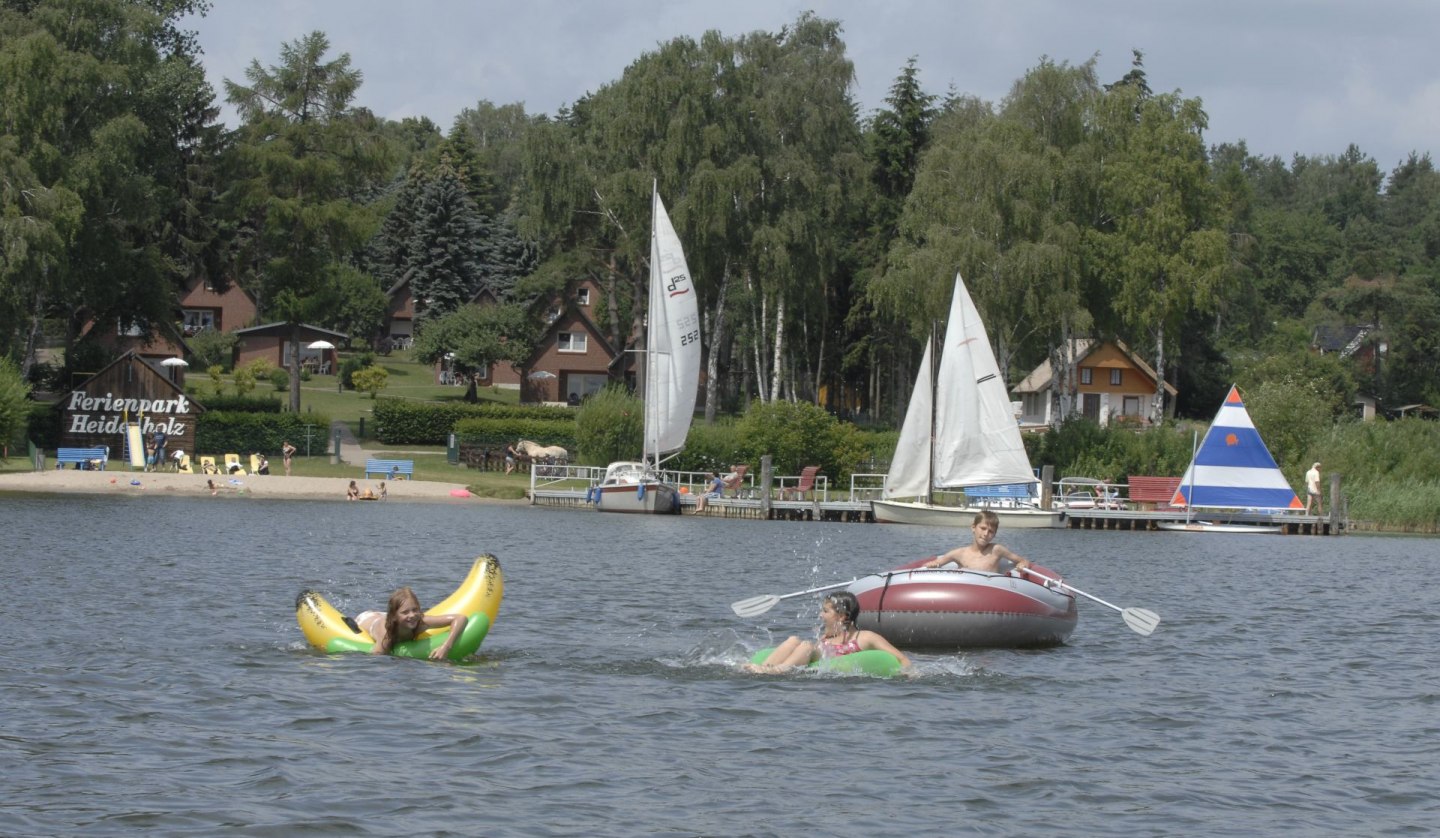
406;166;486;327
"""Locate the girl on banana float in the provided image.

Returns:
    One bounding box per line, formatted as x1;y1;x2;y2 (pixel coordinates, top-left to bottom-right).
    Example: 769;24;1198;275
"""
745;591;911;673
355;587;468;660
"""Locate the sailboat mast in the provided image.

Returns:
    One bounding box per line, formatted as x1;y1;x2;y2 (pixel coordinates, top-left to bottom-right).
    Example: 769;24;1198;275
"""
926;324;938;507
642;181;658;467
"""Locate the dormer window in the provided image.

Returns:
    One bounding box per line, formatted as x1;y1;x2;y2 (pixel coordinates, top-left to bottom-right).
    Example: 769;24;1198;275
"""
577;288;590;306
558;332;587;353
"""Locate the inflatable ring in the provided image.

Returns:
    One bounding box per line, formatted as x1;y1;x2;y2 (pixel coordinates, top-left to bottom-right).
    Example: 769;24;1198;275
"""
748;647;902;677
295;554;504;660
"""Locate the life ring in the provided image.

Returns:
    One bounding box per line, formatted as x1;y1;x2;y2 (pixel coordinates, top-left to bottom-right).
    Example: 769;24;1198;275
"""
748;647;902;677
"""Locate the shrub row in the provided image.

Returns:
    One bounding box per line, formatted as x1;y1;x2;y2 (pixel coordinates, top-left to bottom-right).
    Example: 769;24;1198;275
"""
372;398;577;445
196;411;332;456
453;418;576;450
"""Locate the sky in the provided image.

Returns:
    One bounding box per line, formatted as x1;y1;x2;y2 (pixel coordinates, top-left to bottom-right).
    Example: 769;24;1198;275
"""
183;0;1440;173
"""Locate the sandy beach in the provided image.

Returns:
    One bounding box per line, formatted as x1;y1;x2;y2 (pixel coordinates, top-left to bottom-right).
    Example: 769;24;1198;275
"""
0;468;517;503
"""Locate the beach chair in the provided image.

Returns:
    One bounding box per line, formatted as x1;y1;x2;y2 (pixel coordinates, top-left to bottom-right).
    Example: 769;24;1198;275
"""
199;456;219;475
721;465;749;498
781;466;822;500
175;453;193;474
224;453;247;476
249;454;262;474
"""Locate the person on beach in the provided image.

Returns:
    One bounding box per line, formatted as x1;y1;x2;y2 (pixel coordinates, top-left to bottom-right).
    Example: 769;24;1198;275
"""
282;440;297;476
922;509;1032;573
144;440;157;472
744;591;910;673
1305;461;1324;516
354;587;468;660
377;481;388;501
346;480;360;501
206;479;219;495
504;443;519;475
254;453;270;475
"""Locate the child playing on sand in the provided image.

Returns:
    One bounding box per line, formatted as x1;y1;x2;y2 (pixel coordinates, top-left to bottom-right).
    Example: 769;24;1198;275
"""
922;509;1032;573
354;587;468;660
744;591;910;673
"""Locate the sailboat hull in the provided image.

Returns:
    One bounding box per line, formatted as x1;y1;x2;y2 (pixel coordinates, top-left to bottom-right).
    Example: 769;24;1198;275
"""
848;563;1077;649
594;481;681;515
1156;521;1281;534
871;499;1063;529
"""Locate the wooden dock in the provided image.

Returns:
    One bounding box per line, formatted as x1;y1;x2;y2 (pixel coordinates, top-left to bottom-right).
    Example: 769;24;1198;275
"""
524;466;1344;533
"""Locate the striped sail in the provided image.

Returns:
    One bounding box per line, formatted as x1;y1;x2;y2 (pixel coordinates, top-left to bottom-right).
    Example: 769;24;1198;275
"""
1172;385;1303;511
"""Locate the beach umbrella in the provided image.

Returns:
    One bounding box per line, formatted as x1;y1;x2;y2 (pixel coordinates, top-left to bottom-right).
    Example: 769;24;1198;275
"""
307;340;335;350
159;357;189;367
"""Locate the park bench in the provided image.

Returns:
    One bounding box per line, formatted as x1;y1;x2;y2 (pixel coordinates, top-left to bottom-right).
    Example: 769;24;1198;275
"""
963;483;1037;507
365;458;415;480
1127;475;1185;510
55;447;109;470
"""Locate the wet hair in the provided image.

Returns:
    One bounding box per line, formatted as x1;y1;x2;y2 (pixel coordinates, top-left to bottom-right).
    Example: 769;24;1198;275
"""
823;590;860;627
376;586;422;655
972;509;1000;528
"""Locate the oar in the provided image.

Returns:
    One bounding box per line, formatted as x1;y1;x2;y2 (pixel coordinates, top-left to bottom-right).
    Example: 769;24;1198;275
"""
730;579;867;618
1024;568;1160;636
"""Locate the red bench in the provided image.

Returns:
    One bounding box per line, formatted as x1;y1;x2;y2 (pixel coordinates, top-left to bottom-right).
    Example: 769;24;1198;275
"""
1126;476;1184;510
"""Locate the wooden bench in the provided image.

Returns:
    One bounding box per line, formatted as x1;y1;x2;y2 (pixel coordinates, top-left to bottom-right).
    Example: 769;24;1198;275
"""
963;483;1037;506
55;447;109;470
366;458;415;480
1127;475;1184;510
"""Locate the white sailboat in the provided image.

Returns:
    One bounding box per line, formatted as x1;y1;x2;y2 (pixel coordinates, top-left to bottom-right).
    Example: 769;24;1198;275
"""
871;273;1061;529
595;187;701;514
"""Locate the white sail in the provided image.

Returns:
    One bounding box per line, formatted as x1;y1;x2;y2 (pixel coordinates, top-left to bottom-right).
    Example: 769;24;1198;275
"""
882;339;933;499
931;273;1037;488
643;190;701;461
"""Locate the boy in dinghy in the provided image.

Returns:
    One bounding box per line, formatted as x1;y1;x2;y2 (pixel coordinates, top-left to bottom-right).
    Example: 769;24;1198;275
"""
923;509;1032;573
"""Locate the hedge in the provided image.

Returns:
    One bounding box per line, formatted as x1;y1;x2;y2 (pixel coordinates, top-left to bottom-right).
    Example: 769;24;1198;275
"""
372;398;577;445
453;417;577;450
196;411;332;456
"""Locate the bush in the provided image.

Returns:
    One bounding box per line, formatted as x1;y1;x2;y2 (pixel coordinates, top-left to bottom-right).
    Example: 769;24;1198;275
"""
268;368;290;391
340;351;377;391
196;410;331;455
187;329;239;372
351;365;389;398
574;386;642;465
735;400;866;482
373;398;576;445
194;394;283;413
0;358;32;453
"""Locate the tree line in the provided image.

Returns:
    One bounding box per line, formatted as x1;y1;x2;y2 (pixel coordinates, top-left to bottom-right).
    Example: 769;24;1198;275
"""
4;2;1437;427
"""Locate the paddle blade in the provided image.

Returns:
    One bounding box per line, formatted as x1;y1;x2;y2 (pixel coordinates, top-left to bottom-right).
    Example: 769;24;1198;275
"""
1123;607;1161;636
731;594;781;618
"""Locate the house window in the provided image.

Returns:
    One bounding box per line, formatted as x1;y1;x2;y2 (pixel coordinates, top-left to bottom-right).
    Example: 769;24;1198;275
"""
117;320;144;337
1123;396;1141;416
1080;367;1092;385
577;288;590;306
183;309;216;336
1110;368;1122;386
558;332;587;353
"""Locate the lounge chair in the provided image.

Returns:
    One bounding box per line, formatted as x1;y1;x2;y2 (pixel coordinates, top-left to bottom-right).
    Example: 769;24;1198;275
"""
781;465;821;500
721;465;749;497
199;456;219;475
224;453;247;476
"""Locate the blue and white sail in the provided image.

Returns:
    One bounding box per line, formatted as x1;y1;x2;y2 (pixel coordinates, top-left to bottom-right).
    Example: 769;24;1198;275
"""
1172;385;1303;511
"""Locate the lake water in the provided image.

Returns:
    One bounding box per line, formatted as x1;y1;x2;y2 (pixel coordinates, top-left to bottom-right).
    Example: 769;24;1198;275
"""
1;495;1435;836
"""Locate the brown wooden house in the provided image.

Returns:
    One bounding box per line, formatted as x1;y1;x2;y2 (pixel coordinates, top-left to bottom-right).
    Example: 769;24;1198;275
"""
54;351;204;457
1013;339;1177;428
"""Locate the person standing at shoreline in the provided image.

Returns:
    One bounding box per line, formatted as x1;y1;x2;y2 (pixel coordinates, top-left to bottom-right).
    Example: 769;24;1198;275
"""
282;440;297;476
1305;461;1324;516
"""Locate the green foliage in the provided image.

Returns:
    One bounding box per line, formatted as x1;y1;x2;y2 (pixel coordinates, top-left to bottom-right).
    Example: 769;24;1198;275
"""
372;397;574;445
573;386;642;465
1242;377;1346;476
0;358;33;451
413;303;539;379
351;365;389;398
339;351;377;390
206;365;225;398
197;410;331;456
1030;419;1198;482
736;400;866;481
187;330;239;372
1313;418;1440;531
194;394;283;413
453;418;575;450
232;364;257;396
267;368;290;390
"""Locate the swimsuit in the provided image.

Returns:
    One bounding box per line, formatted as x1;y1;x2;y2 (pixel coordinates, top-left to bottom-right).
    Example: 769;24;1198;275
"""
821;633;863;657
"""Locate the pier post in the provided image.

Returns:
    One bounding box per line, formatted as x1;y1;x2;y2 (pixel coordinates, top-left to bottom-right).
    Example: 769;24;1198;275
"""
760;455;773;520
